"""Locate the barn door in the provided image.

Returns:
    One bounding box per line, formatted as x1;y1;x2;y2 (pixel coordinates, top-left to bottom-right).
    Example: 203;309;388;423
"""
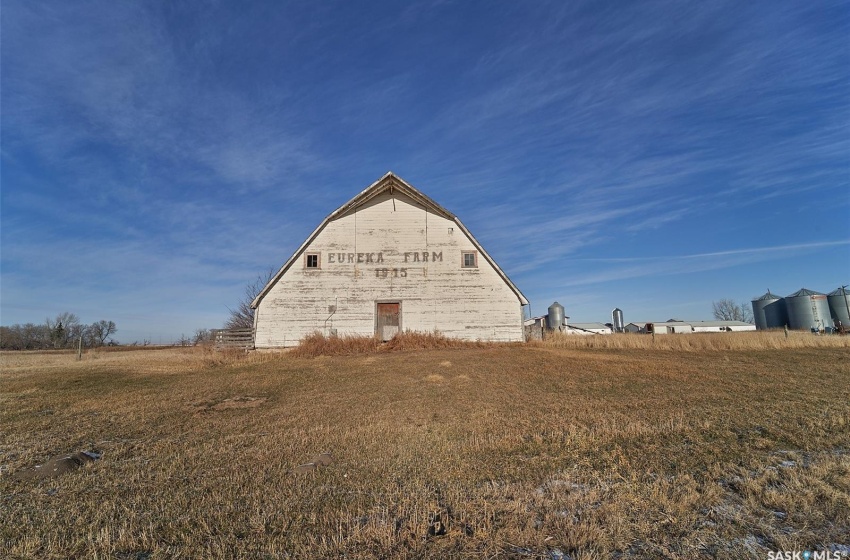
376;302;400;341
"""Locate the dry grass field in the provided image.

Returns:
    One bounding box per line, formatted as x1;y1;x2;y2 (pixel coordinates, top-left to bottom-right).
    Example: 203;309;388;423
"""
1;332;849;559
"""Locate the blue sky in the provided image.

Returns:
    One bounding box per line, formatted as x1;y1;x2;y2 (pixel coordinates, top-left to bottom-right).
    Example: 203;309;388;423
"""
2;0;848;343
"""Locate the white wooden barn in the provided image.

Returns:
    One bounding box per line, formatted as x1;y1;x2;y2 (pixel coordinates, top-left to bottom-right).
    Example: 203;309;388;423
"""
251;172;529;348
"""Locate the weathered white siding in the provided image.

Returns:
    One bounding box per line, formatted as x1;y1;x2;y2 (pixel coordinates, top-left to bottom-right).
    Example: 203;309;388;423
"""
254;188;525;347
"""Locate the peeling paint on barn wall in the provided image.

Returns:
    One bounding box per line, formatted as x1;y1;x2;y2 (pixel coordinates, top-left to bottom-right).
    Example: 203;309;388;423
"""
252;173;528;348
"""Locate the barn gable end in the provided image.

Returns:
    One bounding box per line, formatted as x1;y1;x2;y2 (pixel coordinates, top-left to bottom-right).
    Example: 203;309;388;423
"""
252;172;527;347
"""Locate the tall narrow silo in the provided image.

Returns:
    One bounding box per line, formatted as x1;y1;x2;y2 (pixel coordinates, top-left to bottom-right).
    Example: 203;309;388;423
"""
751;291;787;330
827;287;850;327
785;288;830;330
612;308;624;333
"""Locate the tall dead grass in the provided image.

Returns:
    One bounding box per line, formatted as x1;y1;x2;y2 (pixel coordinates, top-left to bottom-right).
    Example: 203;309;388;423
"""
289;330;492;358
286;330;849;357
539;330;850;351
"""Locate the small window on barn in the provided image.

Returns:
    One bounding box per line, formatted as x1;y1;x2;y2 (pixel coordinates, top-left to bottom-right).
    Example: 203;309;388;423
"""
305;253;320;269
461;251;477;268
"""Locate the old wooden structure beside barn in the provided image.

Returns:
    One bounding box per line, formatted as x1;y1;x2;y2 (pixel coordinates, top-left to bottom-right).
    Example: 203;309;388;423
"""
251;172;528;348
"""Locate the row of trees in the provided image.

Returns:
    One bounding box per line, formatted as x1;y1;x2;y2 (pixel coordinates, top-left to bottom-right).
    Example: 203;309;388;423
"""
0;312;116;350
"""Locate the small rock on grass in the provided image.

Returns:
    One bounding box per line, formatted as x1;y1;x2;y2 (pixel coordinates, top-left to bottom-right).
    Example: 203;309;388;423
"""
312;453;333;466
294;453;334;474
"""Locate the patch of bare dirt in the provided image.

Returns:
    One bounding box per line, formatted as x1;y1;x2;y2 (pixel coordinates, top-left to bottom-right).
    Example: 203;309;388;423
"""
13;451;101;481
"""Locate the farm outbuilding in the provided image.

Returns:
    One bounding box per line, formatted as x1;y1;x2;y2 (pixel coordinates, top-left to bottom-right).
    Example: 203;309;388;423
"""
624;322;649;334
251;172;529;348
564;323;612;335
689;321;756;333
648;321;693;334
524;316;562;329
624;320;756;334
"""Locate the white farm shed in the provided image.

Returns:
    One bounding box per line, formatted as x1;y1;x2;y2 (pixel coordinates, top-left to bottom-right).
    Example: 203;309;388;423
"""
690;321;756;333
564;323;612;335
524;316;548;329
650;321;693;334
626;320;756;334
251;172;529;348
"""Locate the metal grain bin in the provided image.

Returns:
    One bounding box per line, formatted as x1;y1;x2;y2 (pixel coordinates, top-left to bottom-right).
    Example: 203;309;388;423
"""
827;287;850;327
751;291;787;330
612;308;625;333
547;302;565;330
785;288;830;330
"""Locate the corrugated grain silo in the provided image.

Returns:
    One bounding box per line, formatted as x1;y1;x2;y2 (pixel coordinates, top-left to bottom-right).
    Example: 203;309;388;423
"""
547;302;565;330
612;308;625;333
827;287;850;327
785;288;830;330
751;291;787;330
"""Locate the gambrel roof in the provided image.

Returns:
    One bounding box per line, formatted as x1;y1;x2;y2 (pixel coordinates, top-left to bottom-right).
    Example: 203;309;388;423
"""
252;172;528;308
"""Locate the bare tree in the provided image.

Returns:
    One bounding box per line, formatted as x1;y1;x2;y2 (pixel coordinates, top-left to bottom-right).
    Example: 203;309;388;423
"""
0;327;22;350
193;328;213;346
89;320;117;346
24;323;51;349
226;268;276;329
711;299;754;323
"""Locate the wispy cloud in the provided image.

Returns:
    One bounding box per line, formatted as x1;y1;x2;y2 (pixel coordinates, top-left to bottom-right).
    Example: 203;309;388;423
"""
555;240;850;288
2;0;847;338
2;2;323;197
566;240;850;263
